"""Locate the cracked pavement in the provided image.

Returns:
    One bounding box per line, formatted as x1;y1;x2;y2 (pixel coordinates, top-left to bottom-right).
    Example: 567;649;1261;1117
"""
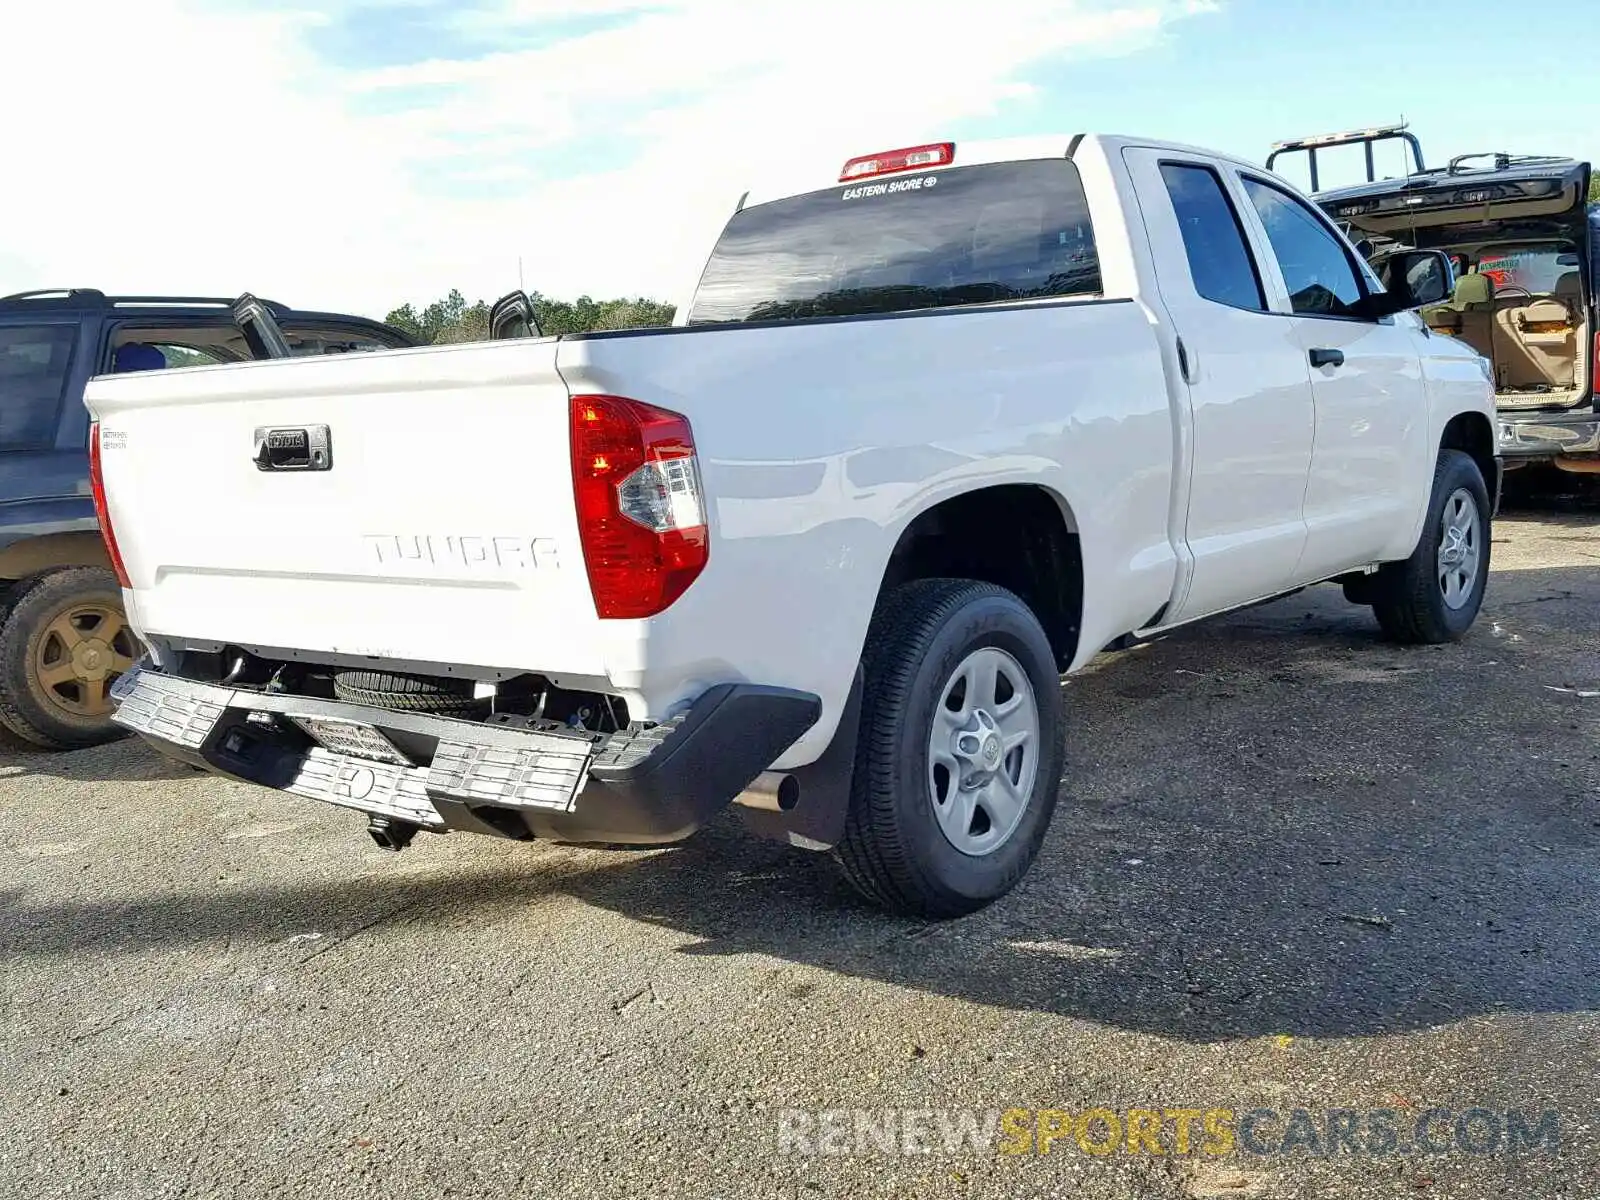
1;479;1597;1199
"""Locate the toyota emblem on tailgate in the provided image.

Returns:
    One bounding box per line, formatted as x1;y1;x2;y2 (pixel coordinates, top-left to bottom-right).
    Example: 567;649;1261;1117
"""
253;425;332;471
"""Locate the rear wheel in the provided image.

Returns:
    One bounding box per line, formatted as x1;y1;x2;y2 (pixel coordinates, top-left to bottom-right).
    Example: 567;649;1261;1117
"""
832;579;1065;919
0;568;140;750
1367;449;1491;644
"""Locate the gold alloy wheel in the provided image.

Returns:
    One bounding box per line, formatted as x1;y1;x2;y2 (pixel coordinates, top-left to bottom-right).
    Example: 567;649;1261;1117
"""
33;602;139;719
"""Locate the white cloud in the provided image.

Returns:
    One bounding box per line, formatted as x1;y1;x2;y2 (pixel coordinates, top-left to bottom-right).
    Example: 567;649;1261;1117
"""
0;0;1212;318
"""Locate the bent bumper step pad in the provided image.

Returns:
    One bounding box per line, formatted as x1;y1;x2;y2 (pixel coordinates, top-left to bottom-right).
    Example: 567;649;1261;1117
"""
111;668;594;829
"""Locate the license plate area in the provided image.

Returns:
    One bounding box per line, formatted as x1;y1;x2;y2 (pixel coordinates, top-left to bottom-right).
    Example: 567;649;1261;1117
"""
288;714;411;765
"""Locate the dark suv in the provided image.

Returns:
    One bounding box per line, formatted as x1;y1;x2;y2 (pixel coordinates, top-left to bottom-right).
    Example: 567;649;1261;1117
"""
1269;125;1599;474
0;289;413;750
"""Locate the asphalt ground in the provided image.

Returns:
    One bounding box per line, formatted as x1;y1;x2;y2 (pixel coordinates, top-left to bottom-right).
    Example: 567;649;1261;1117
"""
2;474;1597;1200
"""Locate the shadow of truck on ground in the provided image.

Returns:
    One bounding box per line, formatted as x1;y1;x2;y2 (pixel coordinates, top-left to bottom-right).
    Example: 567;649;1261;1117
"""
5;557;1596;1044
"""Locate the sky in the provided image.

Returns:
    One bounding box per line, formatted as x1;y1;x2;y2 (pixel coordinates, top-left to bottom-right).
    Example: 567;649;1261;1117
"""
4;0;1597;321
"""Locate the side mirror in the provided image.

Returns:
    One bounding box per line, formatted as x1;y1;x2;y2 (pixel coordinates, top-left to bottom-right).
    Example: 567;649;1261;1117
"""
1360;250;1455;319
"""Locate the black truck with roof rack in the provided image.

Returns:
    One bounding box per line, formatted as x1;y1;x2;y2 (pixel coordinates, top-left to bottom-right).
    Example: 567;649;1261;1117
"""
0;288;413;750
1270;124;1599;474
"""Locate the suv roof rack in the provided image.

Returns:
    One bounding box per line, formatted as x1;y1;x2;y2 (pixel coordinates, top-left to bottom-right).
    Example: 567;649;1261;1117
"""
1440;151;1575;176
0;289;291;315
0;288;109;304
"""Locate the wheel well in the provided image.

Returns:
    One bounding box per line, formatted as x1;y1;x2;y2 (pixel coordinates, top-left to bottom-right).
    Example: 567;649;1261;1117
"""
0;532;112;584
1440;412;1498;510
880;485;1082;670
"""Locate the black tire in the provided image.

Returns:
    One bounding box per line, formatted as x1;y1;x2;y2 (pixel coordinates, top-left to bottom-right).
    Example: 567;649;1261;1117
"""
332;669;487;715
0;567;138;751
1369;449;1492;644
832;579;1065;919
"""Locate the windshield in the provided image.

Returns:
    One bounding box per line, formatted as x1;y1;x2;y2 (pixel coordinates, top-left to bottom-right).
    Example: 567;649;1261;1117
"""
685;159;1101;325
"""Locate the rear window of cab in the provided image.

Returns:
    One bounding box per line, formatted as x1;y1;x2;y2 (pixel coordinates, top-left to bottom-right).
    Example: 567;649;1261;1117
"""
686;159;1101;325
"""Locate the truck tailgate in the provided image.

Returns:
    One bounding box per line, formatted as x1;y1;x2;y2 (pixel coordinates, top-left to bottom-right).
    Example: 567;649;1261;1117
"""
85;341;605;676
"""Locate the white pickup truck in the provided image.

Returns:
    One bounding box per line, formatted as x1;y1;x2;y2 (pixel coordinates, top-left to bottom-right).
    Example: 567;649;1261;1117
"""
85;134;1498;918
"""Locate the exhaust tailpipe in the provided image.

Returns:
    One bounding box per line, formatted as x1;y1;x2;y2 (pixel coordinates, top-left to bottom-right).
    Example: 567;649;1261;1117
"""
733;771;800;813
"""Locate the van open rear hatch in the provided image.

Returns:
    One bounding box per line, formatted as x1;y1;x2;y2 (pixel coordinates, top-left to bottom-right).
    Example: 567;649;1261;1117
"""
1316;153;1589;238
1272;128;1595;418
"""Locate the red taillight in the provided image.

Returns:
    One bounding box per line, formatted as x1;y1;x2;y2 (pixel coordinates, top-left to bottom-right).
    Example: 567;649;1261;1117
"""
87;422;131;588
569;395;708;619
839;141;954;183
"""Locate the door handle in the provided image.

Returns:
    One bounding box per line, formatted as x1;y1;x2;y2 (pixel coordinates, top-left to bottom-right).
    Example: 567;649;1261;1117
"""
1308;348;1345;369
1176;335;1198;384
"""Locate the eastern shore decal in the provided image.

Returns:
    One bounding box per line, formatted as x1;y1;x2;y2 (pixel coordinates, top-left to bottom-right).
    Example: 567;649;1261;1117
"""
841;175;940;200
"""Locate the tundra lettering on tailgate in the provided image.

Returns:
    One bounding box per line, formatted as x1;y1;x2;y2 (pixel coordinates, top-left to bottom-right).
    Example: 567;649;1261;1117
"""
362;534;561;572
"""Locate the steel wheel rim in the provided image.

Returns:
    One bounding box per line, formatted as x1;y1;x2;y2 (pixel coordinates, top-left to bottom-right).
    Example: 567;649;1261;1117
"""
927;646;1039;858
1436;487;1482;611
33;603;138;719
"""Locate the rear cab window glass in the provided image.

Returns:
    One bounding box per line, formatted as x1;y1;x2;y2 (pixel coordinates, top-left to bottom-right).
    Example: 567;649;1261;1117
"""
686;159;1101;325
0;324;75;449
1241;176;1367;317
1159;163;1266;311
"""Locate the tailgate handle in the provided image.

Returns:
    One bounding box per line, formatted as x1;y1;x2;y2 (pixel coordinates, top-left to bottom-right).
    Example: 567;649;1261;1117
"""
253;425;332;472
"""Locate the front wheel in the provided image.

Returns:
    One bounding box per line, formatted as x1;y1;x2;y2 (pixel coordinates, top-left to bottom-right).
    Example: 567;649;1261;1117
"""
1368;449;1492;644
832;579;1065;919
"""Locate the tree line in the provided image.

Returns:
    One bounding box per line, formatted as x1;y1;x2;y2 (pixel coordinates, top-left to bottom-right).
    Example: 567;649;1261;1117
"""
383;290;676;343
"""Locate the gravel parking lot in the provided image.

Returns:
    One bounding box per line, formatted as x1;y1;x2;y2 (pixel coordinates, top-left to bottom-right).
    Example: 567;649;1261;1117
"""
3;485;1597;1200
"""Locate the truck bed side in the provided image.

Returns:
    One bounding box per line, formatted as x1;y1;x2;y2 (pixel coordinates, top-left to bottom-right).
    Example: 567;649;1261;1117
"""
556;298;1178;767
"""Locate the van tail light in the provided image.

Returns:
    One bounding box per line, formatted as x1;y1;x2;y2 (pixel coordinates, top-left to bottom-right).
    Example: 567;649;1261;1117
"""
87;422;131;588
839;142;954;182
569;395;708;619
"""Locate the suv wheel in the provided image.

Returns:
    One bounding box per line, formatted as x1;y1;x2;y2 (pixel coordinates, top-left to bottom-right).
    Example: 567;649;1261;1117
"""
0;568;139;750
833;579;1065;918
